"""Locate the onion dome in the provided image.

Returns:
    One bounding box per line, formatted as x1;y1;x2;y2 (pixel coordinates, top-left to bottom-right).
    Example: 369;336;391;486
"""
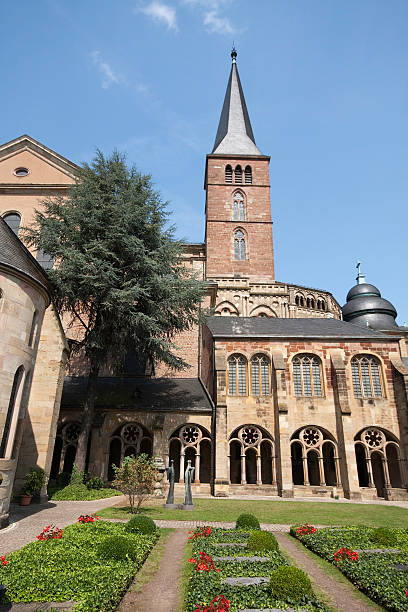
342;263;397;330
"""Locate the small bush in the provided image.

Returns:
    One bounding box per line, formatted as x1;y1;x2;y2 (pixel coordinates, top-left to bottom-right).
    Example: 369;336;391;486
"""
269;566;313;603
370;527;399;547
56;472;71;487
125;515;157;535
70;465;85;485
247;531;278;551
86;477;104;490
97;535;139;561
50;484;121;501
235;513;260;530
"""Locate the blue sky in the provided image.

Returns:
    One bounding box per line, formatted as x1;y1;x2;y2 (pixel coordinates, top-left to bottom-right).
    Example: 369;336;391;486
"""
2;1;407;319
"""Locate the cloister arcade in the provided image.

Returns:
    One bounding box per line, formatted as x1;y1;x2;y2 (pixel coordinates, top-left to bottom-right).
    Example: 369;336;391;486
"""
354;427;406;497
229;425;275;485
168;424;212;484
290;426;340;487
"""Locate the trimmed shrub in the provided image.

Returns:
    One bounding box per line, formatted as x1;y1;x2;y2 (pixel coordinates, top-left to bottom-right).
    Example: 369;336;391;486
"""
370;527;399;547
125;515;157;535
235;513;260;530
269;566;313;603
248;531;278;552
86;477;104;490
50;484;121;501
97;535;140;561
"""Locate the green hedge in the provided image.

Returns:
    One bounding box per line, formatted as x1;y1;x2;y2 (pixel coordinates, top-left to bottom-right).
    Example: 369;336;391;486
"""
186;527;323;611
49;484;122;501
292;525;408;611
0;521;158;611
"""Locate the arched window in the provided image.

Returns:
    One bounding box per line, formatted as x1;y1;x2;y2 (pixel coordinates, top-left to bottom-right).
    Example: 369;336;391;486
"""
169;424;212;484
233;192;245;221
228;354;247;396
229;425;275;485
292;354;323;397
0;366;25;458
107;422;153;480
351;355;383;398
28;310;38;347
37;249;54;270
291;426;339;487
250;354;270;396
234;230;246;260
225;165;233;183
3;212;21;235
235;165;242;184
244;165;252;184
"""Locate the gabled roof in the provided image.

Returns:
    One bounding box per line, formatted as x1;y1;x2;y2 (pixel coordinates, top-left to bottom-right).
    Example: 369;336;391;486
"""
205;316;397;340
0;134;78;178
212;53;262;156
0;216;51;297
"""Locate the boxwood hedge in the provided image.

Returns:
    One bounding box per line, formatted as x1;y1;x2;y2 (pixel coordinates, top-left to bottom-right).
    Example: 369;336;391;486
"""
0;521;158;611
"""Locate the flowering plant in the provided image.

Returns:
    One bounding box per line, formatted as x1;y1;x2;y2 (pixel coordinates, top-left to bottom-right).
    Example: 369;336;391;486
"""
36;525;63;540
188;552;220;572
0;556;7;566
78;514;99;523
193;595;230;611
189;526;211;539
333;547;359;563
296;523;317;538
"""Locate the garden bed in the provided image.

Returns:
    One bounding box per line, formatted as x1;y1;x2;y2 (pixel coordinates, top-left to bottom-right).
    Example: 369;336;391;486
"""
291;524;408;611
48;484;122;501
185;527;325;611
0;519;158;611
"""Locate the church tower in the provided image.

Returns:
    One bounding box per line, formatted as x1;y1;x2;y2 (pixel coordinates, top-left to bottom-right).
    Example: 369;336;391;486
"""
205;49;275;282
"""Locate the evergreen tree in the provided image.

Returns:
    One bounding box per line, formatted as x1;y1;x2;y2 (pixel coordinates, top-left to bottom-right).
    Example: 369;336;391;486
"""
24;151;205;471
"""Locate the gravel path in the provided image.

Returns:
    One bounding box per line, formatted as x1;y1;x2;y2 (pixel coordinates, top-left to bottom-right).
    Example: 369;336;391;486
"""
275;532;375;612
0;496;126;554
118;529;188;612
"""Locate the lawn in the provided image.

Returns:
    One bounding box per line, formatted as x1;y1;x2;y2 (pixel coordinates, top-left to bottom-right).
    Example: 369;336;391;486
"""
97;497;408;528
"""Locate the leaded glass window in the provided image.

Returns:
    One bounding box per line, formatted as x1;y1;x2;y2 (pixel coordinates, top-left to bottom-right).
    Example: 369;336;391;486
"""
351;355;383;398
292;355;323;397
234;230;246;260
3;212;21;235
233;192;245;221
228;354;247;396
250;354;270;396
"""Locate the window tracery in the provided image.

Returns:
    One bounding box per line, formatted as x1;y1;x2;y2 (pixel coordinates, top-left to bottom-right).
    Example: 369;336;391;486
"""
234;229;246;260
233;192;245;221
229;425;275;485
168;424;211;484
228;354;247;396
354;428;405;493
351;355;383;398
291;426;340;487
292;354;323;397
250;354;270;396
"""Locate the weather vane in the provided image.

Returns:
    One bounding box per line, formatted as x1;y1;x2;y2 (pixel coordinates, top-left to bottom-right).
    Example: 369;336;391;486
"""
231;44;237;63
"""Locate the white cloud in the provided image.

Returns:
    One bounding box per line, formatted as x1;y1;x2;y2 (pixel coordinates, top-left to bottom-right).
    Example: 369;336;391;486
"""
203;9;234;34
140;2;178;31
90;51;123;89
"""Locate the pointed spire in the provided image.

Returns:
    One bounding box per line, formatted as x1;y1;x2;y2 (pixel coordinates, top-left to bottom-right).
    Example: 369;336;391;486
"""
212;49;262;156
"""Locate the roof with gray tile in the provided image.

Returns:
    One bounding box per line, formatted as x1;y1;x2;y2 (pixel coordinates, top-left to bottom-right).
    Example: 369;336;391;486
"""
205;316;397;340
61;376;213;412
0;217;50;292
212;59;262;156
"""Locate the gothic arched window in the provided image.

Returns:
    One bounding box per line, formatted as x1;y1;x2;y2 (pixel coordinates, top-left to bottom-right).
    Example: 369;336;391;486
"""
225;165;233;183
3;212;21;235
245;165;252;184
235;165;242;184
250;354;270;396
228;354;247;396
293;354;323;397
234;230;246;260
351;355;383;398
233;192;245;221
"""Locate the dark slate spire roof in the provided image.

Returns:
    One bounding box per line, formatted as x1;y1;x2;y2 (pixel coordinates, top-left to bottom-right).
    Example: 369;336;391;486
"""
212;49;262;156
342;265;397;330
0;217;50;295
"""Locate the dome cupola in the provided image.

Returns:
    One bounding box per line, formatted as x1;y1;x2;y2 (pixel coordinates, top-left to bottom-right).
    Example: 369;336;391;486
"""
342;263;397;330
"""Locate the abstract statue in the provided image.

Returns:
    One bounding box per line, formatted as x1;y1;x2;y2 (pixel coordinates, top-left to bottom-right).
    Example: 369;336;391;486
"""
183;459;195;509
164;459;176;509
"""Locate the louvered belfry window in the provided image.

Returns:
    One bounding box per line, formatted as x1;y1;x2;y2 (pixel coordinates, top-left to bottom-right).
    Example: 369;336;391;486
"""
225;165;233;183
251;354;270;396
292;355;323;397
351;355;383;398
234;230;246;260
235;165;242;184
245;165;252;184
233;192;245;221
228;354;247;396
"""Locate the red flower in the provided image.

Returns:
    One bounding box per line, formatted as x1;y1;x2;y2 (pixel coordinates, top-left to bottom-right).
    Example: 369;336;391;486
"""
189;526;212;540
36;525;63;540
189;552;219;572
296;523;317;538
0;556;7;566
192;595;230;611
333;547;359;563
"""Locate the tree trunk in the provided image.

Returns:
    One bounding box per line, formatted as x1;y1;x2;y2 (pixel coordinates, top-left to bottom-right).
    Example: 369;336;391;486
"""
74;359;100;472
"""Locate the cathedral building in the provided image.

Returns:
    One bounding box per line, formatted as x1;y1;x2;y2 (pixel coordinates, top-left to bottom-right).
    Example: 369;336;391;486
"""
1;51;408;525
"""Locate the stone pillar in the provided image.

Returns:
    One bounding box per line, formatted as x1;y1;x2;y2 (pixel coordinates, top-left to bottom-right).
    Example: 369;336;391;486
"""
241;454;246;485
194;452;200;484
214;348;229;496
318;456;325;486
256;451;262;485
272;351;293;497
